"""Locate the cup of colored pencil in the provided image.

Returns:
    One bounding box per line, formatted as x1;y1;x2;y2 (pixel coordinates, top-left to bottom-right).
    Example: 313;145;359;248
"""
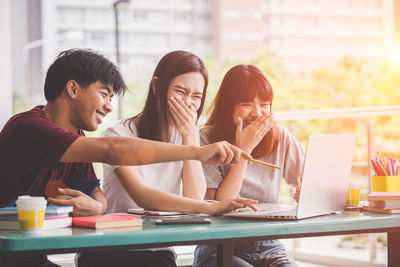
370;156;399;176
370;156;400;192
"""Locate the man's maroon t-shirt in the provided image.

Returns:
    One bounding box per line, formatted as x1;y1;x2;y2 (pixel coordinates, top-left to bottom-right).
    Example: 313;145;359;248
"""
0;105;97;207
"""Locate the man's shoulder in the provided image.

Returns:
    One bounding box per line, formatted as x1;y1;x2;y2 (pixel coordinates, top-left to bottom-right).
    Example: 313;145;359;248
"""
9;105;46;123
1;105;80;145
1;106;46;133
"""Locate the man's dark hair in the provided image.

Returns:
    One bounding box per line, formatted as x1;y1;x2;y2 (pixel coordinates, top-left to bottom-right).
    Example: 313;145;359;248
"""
44;48;127;101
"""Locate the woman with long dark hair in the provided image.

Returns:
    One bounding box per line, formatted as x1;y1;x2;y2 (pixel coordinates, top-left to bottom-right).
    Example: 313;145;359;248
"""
194;64;304;267
80;52;256;267
103;50;210;213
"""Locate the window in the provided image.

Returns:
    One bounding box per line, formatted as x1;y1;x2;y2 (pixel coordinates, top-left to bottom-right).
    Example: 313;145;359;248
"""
133;11;147;23
91;32;108;45
132;55;152;69
196;17;212;35
58;7;85;23
119;10;130;23
133;34;148;46
149;11;169;24
270;16;283;28
88;9;111;23
196;0;212;14
172;34;192;46
174;13;192;25
149;34;168;47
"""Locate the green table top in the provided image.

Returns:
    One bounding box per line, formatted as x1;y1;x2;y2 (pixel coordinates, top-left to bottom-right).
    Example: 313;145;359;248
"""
1;212;400;252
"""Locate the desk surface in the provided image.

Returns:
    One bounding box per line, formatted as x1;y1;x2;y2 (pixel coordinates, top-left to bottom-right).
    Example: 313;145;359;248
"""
1;212;400;253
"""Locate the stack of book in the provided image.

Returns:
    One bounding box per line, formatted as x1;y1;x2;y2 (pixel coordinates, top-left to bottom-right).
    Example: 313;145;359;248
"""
0;206;73;230
364;192;400;214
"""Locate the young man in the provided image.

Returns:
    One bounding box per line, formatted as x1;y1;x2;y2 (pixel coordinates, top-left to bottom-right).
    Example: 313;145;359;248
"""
0;49;255;267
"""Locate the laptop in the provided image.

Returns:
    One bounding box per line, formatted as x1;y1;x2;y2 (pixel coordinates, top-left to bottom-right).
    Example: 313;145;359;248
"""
224;134;356;220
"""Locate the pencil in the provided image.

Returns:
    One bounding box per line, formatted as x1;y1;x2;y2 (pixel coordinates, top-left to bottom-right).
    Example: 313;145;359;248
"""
240;155;280;169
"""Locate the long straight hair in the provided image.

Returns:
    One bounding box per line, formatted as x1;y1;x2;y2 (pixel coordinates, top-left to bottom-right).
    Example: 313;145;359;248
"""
206;64;279;158
127;50;208;142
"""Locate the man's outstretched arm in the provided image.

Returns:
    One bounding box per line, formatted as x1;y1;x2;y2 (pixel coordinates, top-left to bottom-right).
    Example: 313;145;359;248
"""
60;136;249;166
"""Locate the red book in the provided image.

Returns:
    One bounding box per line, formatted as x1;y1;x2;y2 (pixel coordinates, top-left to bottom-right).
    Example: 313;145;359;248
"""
72;214;142;229
367;192;400;201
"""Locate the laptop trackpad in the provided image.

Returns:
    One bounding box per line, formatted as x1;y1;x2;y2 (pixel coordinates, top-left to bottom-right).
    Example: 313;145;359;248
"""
235;203;297;215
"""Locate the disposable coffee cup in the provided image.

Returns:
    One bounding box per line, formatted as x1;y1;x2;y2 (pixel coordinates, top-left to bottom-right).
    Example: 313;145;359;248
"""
16;195;47;231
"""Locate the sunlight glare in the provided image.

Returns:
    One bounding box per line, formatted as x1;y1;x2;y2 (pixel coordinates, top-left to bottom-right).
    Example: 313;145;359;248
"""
389;45;400;64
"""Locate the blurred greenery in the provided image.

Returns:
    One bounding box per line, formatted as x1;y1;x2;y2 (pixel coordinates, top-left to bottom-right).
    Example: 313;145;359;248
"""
341;234;387;247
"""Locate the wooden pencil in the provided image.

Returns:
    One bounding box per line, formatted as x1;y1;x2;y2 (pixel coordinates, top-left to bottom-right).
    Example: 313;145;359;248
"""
240;155;280;169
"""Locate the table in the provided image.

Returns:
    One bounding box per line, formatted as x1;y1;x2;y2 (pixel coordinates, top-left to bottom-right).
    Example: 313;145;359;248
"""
1;212;400;267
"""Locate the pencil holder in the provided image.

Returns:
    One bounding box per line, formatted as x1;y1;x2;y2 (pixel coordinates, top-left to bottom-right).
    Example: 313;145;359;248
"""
372;175;400;192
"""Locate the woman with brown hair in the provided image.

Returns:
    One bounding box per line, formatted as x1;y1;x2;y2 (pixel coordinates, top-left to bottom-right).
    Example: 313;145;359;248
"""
194;64;304;267
77;52;257;267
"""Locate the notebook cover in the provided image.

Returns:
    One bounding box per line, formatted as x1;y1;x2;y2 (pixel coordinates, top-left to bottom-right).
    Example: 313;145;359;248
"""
72;214;142;229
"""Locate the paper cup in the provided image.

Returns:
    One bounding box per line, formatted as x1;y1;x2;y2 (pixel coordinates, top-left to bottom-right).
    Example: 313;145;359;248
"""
16;196;47;231
346;189;360;206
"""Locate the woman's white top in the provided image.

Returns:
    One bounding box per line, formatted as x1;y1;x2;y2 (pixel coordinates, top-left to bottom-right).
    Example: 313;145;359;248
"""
102;120;185;213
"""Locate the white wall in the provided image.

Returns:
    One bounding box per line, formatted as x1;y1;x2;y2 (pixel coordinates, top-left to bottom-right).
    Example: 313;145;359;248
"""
0;0;13;129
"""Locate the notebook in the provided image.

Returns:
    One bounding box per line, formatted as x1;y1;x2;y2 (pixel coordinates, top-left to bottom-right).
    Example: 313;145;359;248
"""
72;214;142;229
224;134;356;220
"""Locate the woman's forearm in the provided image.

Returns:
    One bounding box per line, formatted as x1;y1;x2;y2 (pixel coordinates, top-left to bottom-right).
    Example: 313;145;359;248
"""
181;133;207;199
181;160;207;199
115;166;207;213
215;159;248;200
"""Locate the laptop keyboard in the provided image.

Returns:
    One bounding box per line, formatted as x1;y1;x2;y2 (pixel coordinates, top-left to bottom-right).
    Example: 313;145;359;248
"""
264;209;297;217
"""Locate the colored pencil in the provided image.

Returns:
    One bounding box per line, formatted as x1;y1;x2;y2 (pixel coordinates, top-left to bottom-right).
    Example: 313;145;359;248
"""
240;155;280;169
